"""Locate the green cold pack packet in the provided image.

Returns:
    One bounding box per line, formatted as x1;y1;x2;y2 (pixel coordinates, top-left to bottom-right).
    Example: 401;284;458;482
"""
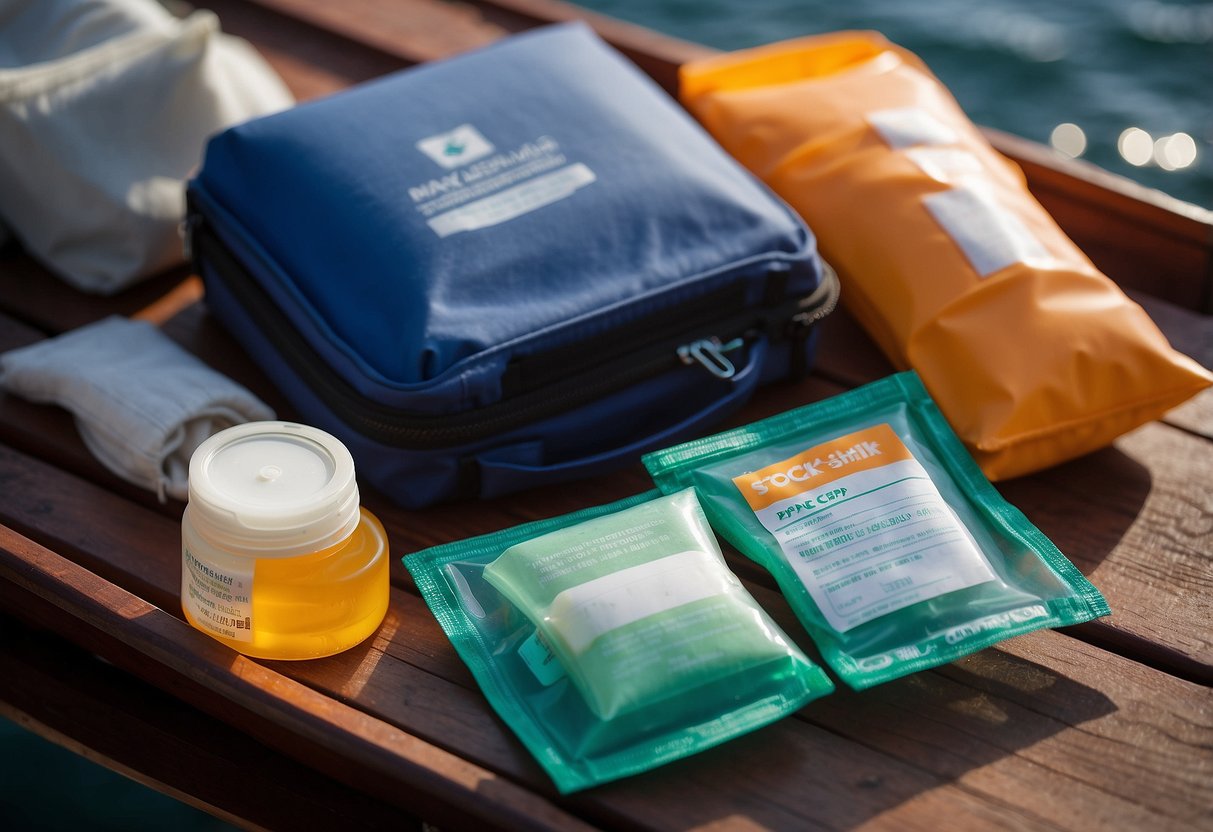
404;488;833;793
642;371;1111;689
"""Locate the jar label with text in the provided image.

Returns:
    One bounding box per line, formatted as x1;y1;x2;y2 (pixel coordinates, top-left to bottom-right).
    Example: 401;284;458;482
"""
183;547;254;642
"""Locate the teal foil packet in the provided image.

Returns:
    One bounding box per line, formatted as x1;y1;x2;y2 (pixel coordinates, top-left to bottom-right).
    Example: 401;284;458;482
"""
404;489;833;793
643;372;1110;689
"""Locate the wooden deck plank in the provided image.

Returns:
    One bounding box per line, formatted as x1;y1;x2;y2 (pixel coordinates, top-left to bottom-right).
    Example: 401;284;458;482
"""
0;523;596;832
0;521;1046;832
2;1;1211;825
1;438;1211;829
3;291;1211;676
245;0;503;64
810;630;1213;831
202;0;411;100
998;420;1213;683
0;615;419;832
0;251;192;336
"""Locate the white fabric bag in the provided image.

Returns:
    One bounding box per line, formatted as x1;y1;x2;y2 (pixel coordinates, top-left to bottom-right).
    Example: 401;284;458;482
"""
0;0;294;294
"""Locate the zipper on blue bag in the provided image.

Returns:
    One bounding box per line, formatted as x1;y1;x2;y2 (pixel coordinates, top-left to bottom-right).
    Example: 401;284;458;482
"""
186;212;838;449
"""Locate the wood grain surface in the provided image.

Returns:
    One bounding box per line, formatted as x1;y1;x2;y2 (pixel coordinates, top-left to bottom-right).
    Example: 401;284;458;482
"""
0;0;1210;829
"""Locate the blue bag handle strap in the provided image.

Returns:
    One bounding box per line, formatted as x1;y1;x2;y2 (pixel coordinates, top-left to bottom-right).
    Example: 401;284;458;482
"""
474;339;768;498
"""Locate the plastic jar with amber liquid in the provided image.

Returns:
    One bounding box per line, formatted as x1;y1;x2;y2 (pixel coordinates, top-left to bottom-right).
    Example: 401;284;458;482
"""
181;421;389;659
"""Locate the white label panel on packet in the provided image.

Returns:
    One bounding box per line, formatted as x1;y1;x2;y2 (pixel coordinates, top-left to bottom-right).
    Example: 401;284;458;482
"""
867;107;959;149
923;182;1053;278
545;549;731;654
183;547;254;642
732;423;996;632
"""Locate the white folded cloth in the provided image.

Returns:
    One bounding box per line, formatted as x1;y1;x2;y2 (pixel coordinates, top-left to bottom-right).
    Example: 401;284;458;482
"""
0;0;294;294
0;316;275;501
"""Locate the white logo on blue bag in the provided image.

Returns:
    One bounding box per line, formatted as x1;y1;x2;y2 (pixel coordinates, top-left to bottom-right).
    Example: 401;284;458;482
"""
416;124;495;169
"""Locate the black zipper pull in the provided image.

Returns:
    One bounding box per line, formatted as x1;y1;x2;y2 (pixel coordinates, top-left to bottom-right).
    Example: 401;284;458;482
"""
678;336;745;379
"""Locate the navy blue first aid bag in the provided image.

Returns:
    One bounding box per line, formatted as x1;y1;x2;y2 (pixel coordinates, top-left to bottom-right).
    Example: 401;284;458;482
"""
187;23;836;507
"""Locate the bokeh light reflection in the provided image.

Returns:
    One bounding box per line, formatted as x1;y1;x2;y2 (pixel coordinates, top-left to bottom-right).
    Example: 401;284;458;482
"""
1116;127;1199;171
1050;123;1087;158
1154;133;1197;171
1118;127;1155;167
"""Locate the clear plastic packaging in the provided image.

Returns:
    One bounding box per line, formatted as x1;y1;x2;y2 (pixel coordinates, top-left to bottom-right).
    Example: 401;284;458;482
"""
644;372;1110;688
405;489;832;792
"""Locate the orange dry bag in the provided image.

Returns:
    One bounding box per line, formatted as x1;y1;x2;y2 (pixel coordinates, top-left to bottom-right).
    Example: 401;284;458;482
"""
680;31;1210;479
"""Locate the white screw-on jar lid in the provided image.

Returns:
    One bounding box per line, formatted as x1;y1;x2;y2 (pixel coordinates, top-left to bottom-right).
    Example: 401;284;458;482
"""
186;421;360;558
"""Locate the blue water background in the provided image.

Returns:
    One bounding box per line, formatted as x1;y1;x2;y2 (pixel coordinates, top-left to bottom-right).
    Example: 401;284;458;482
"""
0;718;234;831
574;0;1212;209
0;4;1207;829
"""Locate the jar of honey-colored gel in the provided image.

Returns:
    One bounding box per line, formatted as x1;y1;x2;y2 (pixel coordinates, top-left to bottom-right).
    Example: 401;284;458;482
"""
181;421;389;660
